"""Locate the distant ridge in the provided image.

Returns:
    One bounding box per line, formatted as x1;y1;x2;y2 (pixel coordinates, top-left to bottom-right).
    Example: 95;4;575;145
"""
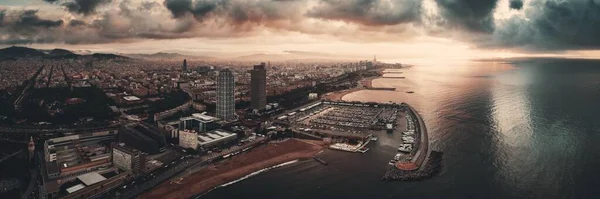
232;51;357;61
0;46;129;60
125;52;215;60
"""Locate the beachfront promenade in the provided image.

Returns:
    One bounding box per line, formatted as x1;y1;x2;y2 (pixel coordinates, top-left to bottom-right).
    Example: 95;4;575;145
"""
116;137;267;199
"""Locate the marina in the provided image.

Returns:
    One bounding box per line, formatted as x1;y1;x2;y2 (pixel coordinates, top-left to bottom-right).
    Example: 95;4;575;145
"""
278;101;405;154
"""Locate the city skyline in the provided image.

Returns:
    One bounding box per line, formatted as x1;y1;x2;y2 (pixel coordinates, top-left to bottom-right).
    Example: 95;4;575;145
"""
1;0;600;60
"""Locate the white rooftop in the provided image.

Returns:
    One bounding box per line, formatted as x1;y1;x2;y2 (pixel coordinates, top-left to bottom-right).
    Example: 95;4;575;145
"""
123;96;141;101
197;130;236;145
77;172;107;186
192;113;219;121
66;184;86;194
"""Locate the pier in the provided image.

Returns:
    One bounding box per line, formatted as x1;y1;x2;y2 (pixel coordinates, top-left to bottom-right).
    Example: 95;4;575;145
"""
366;87;396;91
395;103;428;171
381;77;406;79
381;102;440;181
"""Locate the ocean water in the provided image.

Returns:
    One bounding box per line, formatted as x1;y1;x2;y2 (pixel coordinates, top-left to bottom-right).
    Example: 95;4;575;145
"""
202;58;600;199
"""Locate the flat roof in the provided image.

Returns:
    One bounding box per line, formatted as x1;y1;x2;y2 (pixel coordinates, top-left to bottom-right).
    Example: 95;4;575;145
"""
198;130;236;145
66;184;86;194
123;96;141;101
198;135;213;142
192;113;219;121
77;172;107;186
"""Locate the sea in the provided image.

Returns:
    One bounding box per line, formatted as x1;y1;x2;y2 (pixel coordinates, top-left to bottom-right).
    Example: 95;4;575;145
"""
201;58;600;199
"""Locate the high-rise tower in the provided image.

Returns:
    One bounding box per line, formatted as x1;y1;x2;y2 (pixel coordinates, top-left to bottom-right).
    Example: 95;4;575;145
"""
250;63;267;111
216;69;235;120
28;136;35;162
183;59;188;72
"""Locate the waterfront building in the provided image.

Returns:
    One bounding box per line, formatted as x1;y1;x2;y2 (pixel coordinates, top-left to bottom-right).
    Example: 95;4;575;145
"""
44;131;117;179
179;113;220;132
216;69;235;120
179;129;199;150
251;63;267;111
112;143;145;175
118;123;167;154
178;129;237;151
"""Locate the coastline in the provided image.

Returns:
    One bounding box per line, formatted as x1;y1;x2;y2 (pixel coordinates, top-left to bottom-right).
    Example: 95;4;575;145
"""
323;77;377;101
138;139;325;199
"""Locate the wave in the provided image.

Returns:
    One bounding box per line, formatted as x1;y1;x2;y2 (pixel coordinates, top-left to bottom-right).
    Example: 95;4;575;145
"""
195;159;300;198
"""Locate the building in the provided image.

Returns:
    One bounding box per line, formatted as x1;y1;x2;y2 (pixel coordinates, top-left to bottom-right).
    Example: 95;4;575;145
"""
308;93;318;100
28;136;35;162
250;63;267;111
118;123;167;154
112;143;145;175
178;129;237;151
43;130;117;180
216;69;235;120
179;113;220;132
183;59;188;72
179;130;199;150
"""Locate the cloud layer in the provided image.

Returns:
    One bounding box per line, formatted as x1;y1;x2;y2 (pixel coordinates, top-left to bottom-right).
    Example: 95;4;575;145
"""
0;0;599;51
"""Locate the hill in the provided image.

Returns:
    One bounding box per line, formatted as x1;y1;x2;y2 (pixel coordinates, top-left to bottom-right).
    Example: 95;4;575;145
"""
125;52;215;60
0;46;128;60
232;51;357;62
0;46;46;59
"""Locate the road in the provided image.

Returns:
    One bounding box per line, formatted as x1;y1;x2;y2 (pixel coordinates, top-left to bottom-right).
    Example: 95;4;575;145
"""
108;137;267;199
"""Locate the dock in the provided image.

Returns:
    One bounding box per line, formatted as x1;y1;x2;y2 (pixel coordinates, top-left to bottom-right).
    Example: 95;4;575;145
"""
382;77;406;79
366;87;396;91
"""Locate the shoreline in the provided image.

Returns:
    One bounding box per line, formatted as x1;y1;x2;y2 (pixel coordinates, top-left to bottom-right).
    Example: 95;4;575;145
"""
138;139;325;199
322;77;377;101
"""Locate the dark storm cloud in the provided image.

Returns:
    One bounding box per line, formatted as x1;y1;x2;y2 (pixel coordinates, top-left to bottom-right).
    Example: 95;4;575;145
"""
163;0;303;24
164;0;193;18
15;10;64;28
0;10;5;26
493;0;600;50
41;0;111;15
63;0;112;15
434;0;498;33
307;0;422;26
0;10;63;44
509;0;523;10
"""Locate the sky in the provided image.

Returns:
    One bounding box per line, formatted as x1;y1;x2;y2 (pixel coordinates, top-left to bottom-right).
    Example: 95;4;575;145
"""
1;0;600;60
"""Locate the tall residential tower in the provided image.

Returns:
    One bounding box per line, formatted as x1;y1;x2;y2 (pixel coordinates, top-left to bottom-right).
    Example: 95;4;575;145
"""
250;62;267;111
216;69;235;120
183;59;187;72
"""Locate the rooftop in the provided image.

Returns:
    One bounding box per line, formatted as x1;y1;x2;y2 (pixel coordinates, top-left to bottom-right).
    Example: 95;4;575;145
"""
77;172;107;186
123;96;141;101
197;130;236;145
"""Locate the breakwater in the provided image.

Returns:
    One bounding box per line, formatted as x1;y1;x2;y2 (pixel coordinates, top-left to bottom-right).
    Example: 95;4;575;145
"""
381;151;442;181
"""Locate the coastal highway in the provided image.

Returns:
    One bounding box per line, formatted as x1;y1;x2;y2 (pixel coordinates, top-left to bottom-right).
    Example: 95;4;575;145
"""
112;137;267;199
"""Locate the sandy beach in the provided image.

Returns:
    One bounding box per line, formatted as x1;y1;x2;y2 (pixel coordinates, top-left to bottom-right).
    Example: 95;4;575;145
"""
322;77;379;101
138;139;324;199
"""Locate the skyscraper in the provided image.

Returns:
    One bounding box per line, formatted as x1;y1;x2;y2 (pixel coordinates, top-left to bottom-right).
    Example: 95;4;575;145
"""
217;69;235;120
250;62;267;111
183;59;188;72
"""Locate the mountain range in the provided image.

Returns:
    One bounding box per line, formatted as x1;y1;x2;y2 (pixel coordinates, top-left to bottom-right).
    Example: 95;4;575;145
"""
124;52;215;60
0;46;362;62
0;46;128;60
